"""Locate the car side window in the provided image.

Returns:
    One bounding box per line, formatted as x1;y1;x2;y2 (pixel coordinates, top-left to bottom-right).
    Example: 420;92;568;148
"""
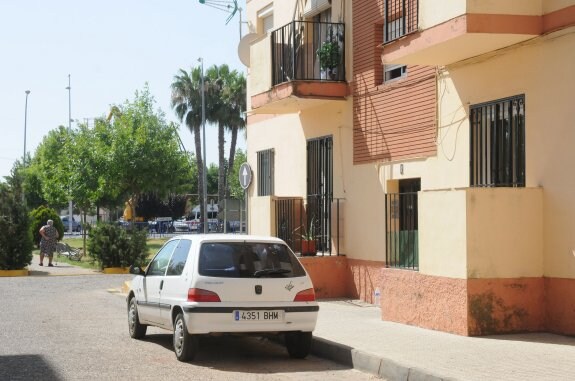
147;240;179;276
166;239;192;276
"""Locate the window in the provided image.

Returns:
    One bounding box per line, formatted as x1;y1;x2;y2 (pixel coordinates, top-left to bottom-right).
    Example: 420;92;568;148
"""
384;0;418;43
148;240;179;276
258;4;274;34
166;239;192;276
384;64;406;82
257;149;274;196
198;242;306;278
470;95;525;187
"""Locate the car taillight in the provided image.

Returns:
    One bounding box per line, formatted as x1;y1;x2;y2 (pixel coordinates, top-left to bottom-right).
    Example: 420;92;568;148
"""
187;288;221;302
293;288;316;302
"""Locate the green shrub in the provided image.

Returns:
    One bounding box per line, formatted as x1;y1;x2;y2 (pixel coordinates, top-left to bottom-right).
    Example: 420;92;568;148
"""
88;223;148;268
0;187;33;270
29;206;63;247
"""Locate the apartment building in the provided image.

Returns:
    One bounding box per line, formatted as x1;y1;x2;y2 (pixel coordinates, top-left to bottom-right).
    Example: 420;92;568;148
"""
244;0;575;336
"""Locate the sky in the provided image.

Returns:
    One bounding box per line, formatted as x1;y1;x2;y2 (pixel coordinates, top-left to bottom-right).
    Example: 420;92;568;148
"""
0;0;247;179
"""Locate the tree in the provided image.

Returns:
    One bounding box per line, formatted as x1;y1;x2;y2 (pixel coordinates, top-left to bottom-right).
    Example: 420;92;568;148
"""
204;65;246;204
107;86;191;224
171;68;207;221
222;70;246;198
30;126;71;210
227;149;247;200
0;167;33;270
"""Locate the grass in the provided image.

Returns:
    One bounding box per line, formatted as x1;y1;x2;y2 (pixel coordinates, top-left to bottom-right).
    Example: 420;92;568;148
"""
33;236;170;270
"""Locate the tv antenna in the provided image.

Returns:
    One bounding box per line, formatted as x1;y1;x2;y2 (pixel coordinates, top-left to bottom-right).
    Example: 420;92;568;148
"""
198;0;246;39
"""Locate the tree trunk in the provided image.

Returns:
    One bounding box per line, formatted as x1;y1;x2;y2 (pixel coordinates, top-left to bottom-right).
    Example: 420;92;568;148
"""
194;123;205;224
217;122;225;209
226;125;239;198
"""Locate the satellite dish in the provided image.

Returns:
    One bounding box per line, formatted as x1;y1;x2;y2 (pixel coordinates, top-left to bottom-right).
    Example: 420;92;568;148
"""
238;33;259;67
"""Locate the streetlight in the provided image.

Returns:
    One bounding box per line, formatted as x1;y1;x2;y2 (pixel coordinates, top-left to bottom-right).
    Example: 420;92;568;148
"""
23;90;30;165
66;75;73;234
22;90;31;204
198;58;208;234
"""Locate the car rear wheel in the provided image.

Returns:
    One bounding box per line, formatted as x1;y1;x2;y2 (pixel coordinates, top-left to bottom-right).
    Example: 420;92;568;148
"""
285;331;312;359
173;313;198;362
128;297;147;339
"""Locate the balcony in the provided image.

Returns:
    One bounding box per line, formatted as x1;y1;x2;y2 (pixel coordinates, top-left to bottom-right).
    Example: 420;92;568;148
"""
382;0;545;66
250;21;348;114
418;187;543;279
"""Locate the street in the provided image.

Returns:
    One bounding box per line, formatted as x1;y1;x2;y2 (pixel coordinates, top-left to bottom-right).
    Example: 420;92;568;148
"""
0;274;377;381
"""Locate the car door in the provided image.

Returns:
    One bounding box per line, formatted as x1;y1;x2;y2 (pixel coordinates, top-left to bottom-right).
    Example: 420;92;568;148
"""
138;239;179;324
158;239;193;329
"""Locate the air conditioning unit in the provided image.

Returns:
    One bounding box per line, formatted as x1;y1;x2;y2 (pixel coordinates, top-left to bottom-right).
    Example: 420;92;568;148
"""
303;0;331;19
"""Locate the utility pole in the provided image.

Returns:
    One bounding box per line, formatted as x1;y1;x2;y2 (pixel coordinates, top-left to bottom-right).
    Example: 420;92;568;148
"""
199;58;208;234
66;75;73;234
22;90;31;204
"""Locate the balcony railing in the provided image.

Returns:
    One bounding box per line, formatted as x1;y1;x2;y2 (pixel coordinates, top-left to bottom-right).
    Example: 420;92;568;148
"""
274;197;344;256
384;0;419;43
271;21;345;86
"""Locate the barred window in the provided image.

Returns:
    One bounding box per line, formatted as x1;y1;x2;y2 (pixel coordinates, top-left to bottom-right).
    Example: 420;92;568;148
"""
470;95;525;187
257;149;274;196
384;0;418;43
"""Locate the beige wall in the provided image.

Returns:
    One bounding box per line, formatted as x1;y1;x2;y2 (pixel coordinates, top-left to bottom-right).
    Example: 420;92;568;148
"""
419;189;468;278
444;28;575;278
249;35;271;97
543;0;575;13
249;195;273;235
466;188;544;279
419;0;544;30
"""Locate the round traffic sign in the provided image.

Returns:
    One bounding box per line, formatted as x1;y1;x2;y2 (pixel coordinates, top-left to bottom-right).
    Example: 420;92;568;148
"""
239;162;252;190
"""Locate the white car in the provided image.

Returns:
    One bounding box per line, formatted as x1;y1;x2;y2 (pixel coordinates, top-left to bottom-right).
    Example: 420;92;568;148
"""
172;219;191;232
127;234;319;362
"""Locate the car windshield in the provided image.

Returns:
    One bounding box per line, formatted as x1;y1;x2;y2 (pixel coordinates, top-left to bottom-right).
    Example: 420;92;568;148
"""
198;242;306;278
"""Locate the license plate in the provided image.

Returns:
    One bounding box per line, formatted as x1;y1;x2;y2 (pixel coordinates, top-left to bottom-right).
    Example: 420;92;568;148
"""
234;310;284;322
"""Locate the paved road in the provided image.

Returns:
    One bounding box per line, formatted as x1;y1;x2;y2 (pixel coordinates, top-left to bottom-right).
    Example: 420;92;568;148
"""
0;274;378;381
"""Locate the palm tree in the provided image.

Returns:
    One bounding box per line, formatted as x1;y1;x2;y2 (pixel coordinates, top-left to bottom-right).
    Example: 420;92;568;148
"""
204;65;247;204
222;70;246;198
171;67;206;219
205;65;227;207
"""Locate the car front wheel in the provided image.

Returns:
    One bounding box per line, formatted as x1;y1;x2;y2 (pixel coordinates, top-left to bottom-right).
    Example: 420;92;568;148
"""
285;331;312;359
128;297;147;339
173;313;198;362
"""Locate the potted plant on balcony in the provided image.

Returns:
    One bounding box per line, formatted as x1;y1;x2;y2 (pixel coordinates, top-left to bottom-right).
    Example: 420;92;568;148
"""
316;40;341;80
295;217;317;256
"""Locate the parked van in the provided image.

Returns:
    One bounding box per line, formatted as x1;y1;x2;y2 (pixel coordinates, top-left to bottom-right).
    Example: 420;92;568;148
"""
187;204;218;232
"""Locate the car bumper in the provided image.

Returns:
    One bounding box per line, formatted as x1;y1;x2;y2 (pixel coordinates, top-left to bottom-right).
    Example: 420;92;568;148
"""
182;305;319;334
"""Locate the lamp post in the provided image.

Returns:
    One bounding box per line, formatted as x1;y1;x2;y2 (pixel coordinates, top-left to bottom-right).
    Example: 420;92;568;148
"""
198;58;208;234
22;90;31;204
23;90;30;165
66;75;73;234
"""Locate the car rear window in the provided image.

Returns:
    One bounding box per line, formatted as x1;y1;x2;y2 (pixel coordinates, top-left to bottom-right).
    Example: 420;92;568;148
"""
198;242;306;278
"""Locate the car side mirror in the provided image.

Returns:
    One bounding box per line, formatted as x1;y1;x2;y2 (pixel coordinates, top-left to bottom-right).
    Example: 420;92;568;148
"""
129;265;145;276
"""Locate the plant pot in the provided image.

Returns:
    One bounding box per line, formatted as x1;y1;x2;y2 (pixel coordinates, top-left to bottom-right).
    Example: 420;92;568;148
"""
301;240;317;256
328;68;338;80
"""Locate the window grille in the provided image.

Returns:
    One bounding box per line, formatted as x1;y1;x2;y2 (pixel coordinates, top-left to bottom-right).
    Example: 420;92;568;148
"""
470;95;525;187
257;149;274;196
384;0;418;43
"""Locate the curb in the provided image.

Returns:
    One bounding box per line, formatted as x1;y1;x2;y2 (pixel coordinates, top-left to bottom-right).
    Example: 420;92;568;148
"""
310;337;451;381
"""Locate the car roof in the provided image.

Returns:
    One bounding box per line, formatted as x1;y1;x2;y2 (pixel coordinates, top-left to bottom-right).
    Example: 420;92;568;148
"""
169;234;285;245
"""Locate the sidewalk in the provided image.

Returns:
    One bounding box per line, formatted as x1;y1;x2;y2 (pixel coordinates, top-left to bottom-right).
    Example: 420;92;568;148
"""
312;299;575;381
27;254;100;276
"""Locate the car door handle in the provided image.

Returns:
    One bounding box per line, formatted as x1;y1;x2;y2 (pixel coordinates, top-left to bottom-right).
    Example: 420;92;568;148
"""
160;280;164;290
